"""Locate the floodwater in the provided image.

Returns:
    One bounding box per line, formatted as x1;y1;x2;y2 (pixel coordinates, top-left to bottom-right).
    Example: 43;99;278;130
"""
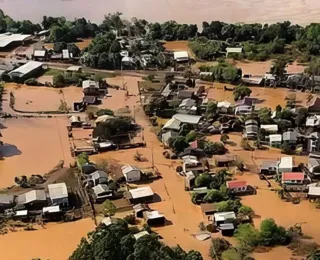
0;218;95;260
1;0;320;27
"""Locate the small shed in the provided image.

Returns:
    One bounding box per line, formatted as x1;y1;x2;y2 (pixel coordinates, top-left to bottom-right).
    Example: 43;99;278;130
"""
92;184;113;202
121;164;141;183
127;186;154;204
173;51;189;62
200;203;217;216
17;190;47;209
48;183;69;207
283;131;298;144
226;47;243;57
81;163;97;175
278;157;293;173
214;211;236;226
261;124;278;133
269;134;282;146
143;210;165;226
0;194;15;212
88;170;108;186
66;66;82;73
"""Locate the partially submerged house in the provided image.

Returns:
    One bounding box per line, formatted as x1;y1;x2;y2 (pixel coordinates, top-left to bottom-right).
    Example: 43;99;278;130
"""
308;186;320;200
235;98;254;115
278;157;293;173
173;51;189;63
161;131;178;147
200;203;217;216
226;47;243;57
127;186;154;204
133;203;150;218
259;160;278;175
283;130;298;144
244;119;258;139
92;184;113;202
143;210;165;226
269;134;282;147
8;61;43;81
162;114;202;132
48;183;69;207
17;190;47;209
307;132;320;153
281;172;308;191
121;164;141;183
217;101;232;114
177;98;197;114
33;49;48;61
0;194;15;212
226;180;248;194
87;170;109;187
308;157;320;176
82;80;100;96
212;154;236;167
214;211;236;227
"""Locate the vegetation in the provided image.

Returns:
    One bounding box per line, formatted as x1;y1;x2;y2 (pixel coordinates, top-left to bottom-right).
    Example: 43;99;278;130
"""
233;85;252;101
102;200;116;217
220;134;229;144
69;222;203;260
96;109;114;117
168;136;189;153
199;62;242;82
77;152;89;166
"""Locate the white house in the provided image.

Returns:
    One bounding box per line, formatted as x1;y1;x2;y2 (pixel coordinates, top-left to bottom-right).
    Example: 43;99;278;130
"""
260;124;278;133
121;164;141;182
278;157;293;173
217;101;232;113
173;51;189;62
226;47;243;57
269;134;282;147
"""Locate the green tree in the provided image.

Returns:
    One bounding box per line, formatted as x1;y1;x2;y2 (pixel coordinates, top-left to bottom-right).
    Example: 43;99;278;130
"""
169;136;189;153
201;141;226;155
203;189;224;203
53;73;65;87
306;58;320;86
69;238;93;260
270;58;288;81
102;200;116;216
281;142;294;155
210;170;231;190
120;234;135;259
195;173;213;188
295;107;308;127
77;152;89;166
110;40;121;53
259;219;289;246
234;224;260;251
238;205;254;216
210;238;231;259
216;199;241;212
206;101;218;118
233;85;252;101
185;250;203;260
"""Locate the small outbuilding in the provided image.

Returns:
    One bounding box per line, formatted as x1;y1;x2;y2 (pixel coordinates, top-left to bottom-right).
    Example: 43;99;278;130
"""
48;183;69;207
17;190;47;209
269;134;282;147
0;194;15;212
121;164;141;183
200;203;217;216
219;223;235;236
173;51;189;62
214;211;236;227
87;170;108;186
127;186;154;204
226;180;248;193
143;210;165;226
278;157;293;173
92;184;113;202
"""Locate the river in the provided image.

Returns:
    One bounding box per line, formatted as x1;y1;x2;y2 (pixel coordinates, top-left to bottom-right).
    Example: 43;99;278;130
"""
0;0;320;27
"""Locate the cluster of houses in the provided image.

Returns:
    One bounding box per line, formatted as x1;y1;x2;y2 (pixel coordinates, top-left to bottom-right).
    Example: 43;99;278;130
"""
0;182;69;221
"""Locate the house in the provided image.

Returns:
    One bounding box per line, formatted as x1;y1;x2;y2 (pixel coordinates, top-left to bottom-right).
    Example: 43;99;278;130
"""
307;132;320;153
212;154;236;167
82;80;100;95
177;89;194;99
69;115;82;127
42;205;62;220
33;49;48;61
214;211;236;226
308;157;320;176
9;61;43;81
184;171;196;190
219;223;235;236
269;134;282;147
283;130;298;144
143;210;165;226
217;101;232;114
236;97;254;107
162;117;181;131
0;194;15;212
121;164;141;182
226;47;243;57
133;231;149;240
308;186;320;199
0;33;33;51
81;163;97;175
92;184;113;202
83;96;98;105
173;51;189;63
62;49;71;59
177;98;197;114
307;97;320;114
244;119;258;139
66;66;82;73
306;115;320;127
87;170;108;187
133;203;150;218
226;180;248;193
259;160;278;175
161;131;178;147
127;186;154;204
235;105;253;115
200;203;217;216
242;75;264;86
260;124;278;133
278;157;293;173
281;172;305;187
162;114;202;131
17;190;47;209
48;183;69;207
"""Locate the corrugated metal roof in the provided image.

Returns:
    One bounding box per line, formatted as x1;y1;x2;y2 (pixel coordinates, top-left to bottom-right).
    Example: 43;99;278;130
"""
0;194;14;204
309;186;320;196
62;49;70;59
34;50;46;57
18;190;46;205
283;131;298;141
133;231;149;240
179;98;195;108
48;183;68;200
0;33;32;48
279;157;293;169
82;80;99;89
261;124;278;132
129;186;154;199
144;210;164;220
260;160;278;169
226;180;247;189
217;101;231;108
90;170;108;180
162;117;181;130
269;134;282;142
214;211;236;222
174;51;189;60
92;184;110;195
121;164;140;175
282;172;304;181
173;114;202;124
9;61;43;77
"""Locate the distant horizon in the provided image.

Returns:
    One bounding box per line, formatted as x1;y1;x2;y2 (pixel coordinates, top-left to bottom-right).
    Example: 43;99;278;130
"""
0;0;319;28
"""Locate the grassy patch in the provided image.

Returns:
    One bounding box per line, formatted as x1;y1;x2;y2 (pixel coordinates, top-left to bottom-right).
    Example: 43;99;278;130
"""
43;68;63;76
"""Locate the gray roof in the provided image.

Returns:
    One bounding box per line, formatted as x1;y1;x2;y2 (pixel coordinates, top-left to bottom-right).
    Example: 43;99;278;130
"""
245;119;258;126
82;80;99;89
48;183;68;200
179;98;196;108
9;61;43;77
162;117;181;131
92;184;110;195
173;114;202;124
245;125;258;134
18;190;46;205
121;165;140;175
90;170;108;181
162;131;178;144
0;33;32;48
34;49;46;57
0;194;14;204
177;90;193;99
283;131;298;141
161;83;172;97
308;158;320;168
260;160;278;169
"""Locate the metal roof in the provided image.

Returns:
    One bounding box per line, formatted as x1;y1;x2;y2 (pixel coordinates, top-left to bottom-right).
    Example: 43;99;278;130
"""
34;50;46;57
9;61;43;77
214;211;236;222
144;210;164;220
121;164;140;175
133;231;149;240
269;134;282;142
62;49;70;59
129;186;154;199
0;194;14;204
282;172;304;181
161;83;172;97
179;98;195;108
0;33;32;48
48;183;68;200
217;101;231;108
92;184;110;195
67;66;82;71
279;157;293;169
90;170;108;180
18;190;46;205
162;131;178;145
308;186;320;196
226;180;247;189
261;124;278;132
173;114;202;124
162;117;181;131
283;131;298;141
43;205;60;214
174;51;189;60
260;160;278;169
82;80;99;89
226;47;243;53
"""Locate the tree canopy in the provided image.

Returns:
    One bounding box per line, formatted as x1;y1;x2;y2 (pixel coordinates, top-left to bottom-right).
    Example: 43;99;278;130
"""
69;222;203;260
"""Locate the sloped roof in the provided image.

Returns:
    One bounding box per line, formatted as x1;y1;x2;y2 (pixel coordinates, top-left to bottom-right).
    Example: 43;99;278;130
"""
214;211;236;222
162;117;181;130
269;134;282;142
226;47;243;53
92;184;111;195
217;101;232;108
82;80;99;89
173;114;202;124
48;183;68;200
174;51;189;60
18;190;46;204
226;180;247;189
9;61;43;77
121;164;140;175
179;98;195;108
129;186;154;199
283;131;298;141
34;49;46;57
282;172;304;181
90;170;108;180
162;131;178;145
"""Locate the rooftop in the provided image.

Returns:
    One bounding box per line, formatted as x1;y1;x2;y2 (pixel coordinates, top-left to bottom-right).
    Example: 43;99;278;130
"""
308;186;320;196
173;114;202;125
261;124;278;132
269;134;282;142
18;190;47;205
226;47;243;53
9;61;43;77
144;210;165;220
226;180;247;189
282;172;304;181
162;117;181;131
179;98;196;108
0;33;32;48
174;51;189;60
0;194;14;204
89;170;108;180
200;203;217;214
260;160;278;169
43;205;60;214
82;80;99;89
34;49;46;57
133;231;149;240
48;183;68;200
279;157;293;169
214;211;236;222
129;186;154;199
121;164;141;174
92;184;111;195
217;101;232;108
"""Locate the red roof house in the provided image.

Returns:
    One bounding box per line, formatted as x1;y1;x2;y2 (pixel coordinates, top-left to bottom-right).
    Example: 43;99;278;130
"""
226;180;247;192
281;172;304;183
